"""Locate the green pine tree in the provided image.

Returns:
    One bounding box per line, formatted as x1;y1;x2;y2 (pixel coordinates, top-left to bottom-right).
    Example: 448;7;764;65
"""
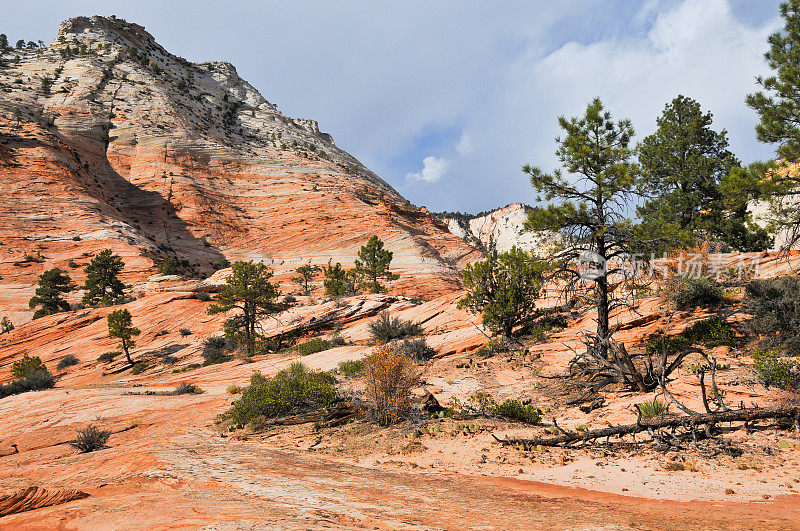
637;95;770;252
746;0;800;249
292;264;320;295
355;236;398;293
107;309;140;365
524;98;638;358
29;268;75;319
82;249;126;306
207;261;284;356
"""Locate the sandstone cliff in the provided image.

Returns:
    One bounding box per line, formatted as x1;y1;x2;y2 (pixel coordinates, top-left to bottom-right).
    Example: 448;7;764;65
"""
441;203;557;256
0;16;481;323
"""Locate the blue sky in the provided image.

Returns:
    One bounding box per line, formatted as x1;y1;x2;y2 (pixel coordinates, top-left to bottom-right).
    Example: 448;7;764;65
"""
0;0;784;213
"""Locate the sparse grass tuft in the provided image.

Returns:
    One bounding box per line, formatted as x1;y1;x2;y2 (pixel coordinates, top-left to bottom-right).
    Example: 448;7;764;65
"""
636;398;668;419
70;425;110;452
367;311;423;344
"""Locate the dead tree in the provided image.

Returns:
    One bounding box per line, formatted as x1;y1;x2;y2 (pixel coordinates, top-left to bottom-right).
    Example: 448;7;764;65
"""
498;328;800;449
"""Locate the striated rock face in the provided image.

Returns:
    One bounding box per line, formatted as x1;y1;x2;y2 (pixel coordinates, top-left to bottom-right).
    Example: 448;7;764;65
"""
0;15;481;323
442;203;557;256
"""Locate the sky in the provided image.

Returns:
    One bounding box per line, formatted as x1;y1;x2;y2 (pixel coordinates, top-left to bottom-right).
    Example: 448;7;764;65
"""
0;0;785;213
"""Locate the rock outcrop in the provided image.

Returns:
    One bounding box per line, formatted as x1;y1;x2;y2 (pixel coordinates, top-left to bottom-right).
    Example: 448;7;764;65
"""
442;203;557;256
0;15;481;323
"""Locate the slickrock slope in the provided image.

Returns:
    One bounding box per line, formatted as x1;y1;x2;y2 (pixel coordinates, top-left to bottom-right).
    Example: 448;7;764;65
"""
0;15;481;323
442;203;558;256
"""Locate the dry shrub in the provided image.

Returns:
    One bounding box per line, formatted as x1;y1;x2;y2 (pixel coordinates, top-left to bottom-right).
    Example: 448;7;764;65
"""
363;345;420;425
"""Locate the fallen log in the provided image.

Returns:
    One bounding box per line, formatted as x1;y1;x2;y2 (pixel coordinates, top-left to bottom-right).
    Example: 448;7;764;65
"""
494;406;800;448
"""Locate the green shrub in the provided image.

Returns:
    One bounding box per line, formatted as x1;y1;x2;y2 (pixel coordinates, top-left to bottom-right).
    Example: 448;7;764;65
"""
753;350;799;390
12;354;47;379
224;363;338;427
179;328;192;336
0;370;55;399
636;398;668;419
97;351;120;362
368;311;423;343
173;382;203;395
56;354;79;370
746;276;800;353
672;276;723;310
646;318;736;355
70;425;110;452
491;399;541;424
296;338;333;356
395;338;436;362
338;360;364;378
202;336;233;365
681;317;737;347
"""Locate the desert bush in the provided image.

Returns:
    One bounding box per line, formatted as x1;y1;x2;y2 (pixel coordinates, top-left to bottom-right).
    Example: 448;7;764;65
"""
56;354;79;370
681;317;737;347
227;384;242;394
363;345;420;425
179;328;192;336
97;351;119;362
745;276;800;353
0;370;55;398
224;363;338;428
458;247;548;339
12;353;47;379
192;291;211;301
636;398;668;419
491;399;541;425
296;338;333;356
337;360;364;378
753;350;799;390
202;336;233;365
173;382;203;395
672;276;723;310
155;329;169;337
367;311;423;344
395;338;436;362
69;425;110;452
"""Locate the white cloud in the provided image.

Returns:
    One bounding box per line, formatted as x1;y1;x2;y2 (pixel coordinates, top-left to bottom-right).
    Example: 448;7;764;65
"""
406;156;449;183
428;0;782;211
456;130;473;155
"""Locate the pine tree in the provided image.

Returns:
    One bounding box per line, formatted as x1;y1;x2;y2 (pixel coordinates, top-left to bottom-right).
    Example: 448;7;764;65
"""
746;0;800;249
82;249;126;306
355;236;398;293
637;95;770;251
292;264;319;295
207;261;284;356
107;309;140;365
524;98;638;358
29;268;75;319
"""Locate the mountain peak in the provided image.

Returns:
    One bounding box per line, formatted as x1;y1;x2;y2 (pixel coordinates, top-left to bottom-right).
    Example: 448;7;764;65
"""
56;15;157;49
